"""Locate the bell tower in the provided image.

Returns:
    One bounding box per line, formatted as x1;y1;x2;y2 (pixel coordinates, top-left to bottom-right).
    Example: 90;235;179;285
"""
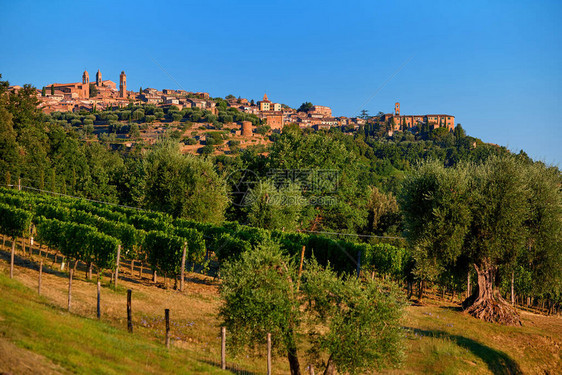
395;102;400;116
119;71;127;98
82;70;89;84
96;69;102;86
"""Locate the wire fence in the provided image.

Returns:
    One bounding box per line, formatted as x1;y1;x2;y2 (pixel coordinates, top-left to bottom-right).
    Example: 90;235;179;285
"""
0;236;274;374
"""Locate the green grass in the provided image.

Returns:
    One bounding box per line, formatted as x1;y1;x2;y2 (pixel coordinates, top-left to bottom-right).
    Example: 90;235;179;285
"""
0;272;227;374
1;262;560;374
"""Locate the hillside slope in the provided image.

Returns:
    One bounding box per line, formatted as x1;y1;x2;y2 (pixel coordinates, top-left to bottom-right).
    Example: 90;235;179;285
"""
1;249;560;374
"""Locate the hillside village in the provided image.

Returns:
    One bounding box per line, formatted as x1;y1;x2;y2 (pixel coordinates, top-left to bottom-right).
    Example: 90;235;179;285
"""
7;69;459;155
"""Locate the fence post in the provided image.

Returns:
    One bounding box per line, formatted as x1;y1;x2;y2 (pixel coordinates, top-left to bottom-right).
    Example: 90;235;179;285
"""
68;267;74;312
267;332;272;375
180;242;187;292
115;245;121;288
38;260;43;295
97;280;101;319
10;239;15;279
165;309;170;348
18;178;21;191
127;289;133;333
221;326;226;370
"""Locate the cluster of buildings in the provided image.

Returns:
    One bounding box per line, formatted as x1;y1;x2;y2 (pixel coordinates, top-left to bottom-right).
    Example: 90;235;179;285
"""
20;69;455;134
379;102;455;133
227;94;366;131
37;69;129;113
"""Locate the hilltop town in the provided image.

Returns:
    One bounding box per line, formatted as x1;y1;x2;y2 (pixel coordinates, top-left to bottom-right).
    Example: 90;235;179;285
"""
9;69;457;149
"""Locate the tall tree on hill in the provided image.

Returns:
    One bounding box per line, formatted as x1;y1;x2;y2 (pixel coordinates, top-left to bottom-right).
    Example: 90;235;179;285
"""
297;102;313;113
0;75;21;184
89;83;98;98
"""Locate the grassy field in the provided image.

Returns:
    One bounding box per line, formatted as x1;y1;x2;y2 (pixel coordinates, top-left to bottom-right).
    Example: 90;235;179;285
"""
0;245;560;374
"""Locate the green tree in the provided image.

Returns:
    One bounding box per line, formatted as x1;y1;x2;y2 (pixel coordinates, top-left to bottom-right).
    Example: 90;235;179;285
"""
143;141;228;223
41;87;46;97
89;83;98;98
220;242;405;375
400;156;561;324
50;85;55;95
244;179;305;231
453;123;466;139
297;102;313;113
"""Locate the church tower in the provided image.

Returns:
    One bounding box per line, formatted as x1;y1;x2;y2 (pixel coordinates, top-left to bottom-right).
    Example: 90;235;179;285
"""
82;70;89;84
119;71;127;98
96;69;102;86
395;102;400;116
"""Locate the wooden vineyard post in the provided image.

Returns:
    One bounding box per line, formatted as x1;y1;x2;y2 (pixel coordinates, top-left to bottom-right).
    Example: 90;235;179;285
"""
21;238;25;256
152;270;157;283
221;326;226;370
38;260;43;295
115;245;121;288
139;261;143;279
165;309;170;348
130;259;134;274
296;246;305;291
10;239;15;279
180;242;187;292
97;279;101;319
267;332;272;375
68;266;74;312
127;289;133;333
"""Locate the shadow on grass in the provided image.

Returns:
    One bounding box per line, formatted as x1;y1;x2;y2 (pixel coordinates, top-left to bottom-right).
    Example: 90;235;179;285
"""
404;326;522;375
198;358;259;375
439;305;463;312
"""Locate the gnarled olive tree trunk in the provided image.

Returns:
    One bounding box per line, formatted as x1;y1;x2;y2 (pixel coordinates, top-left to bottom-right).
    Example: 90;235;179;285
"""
463;263;521;326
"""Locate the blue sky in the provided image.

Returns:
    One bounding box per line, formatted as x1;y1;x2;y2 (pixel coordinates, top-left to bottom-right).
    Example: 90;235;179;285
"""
1;0;560;164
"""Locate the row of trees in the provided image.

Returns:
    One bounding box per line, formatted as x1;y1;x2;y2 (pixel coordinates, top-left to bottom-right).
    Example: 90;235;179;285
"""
0;186;409;280
0;188;208;283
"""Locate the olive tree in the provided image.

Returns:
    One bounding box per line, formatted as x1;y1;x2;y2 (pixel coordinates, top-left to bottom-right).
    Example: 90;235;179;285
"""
400;156;561;325
219;242;405;375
